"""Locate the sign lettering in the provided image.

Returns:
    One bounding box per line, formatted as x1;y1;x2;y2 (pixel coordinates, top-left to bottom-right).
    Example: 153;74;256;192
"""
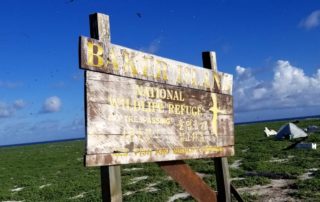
80;37;233;94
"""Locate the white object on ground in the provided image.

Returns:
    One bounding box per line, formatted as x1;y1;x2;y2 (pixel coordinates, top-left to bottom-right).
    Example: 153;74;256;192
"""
276;123;308;140
11;187;24;192
167;192;190;202
39;184;51;189
264;127;277;137
295;143;317;150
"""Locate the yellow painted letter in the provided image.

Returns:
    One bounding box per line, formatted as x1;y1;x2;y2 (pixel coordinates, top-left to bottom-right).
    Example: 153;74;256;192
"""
87;41;104;68
122;49;138;76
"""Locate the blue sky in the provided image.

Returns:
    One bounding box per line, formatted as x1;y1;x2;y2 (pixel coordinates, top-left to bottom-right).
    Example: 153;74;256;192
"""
1;0;320;145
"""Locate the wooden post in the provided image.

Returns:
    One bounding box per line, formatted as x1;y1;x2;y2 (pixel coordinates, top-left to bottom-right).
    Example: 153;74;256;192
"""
231;184;244;202
214;158;231;202
100;166;122;202
89;13;122;202
202;51;231;202
158;161;217;202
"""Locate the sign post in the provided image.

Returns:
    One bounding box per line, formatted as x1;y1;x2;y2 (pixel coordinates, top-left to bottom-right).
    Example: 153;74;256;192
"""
87;13;122;202
79;13;235;202
202;51;231;202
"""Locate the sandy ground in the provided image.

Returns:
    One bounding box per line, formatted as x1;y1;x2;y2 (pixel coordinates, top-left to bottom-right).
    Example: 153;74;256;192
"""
238;179;299;202
122;164;318;201
124;182;160;196
128;176;148;184
236;168;319;201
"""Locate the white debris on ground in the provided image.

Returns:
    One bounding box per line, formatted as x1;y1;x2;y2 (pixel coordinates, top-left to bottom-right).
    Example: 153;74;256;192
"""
122;167;143;172
230;159;242;169
10;187;24;192
268;155;294;163
231;177;245;181
39;183;51;189
141;182;160;193
165;176;173;181
195;172;210;179
124;182;160;196
167;192;190;202
125;173;208;198
241;148;249;153
264;127;277;137
2;201;24;202
128;176;148;185
299;168;319;180
69;192;86;199
238;179;299;202
268;157;288;163
295;142;317;150
123;191;135;196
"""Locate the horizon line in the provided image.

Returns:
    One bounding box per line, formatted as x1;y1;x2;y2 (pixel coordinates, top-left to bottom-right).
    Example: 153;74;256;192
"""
1;114;319;148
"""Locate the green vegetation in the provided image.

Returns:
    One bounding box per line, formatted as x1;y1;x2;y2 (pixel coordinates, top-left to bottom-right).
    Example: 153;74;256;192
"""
0;119;319;201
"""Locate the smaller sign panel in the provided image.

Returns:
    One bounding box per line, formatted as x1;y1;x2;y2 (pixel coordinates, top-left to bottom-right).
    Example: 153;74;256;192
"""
85;71;234;166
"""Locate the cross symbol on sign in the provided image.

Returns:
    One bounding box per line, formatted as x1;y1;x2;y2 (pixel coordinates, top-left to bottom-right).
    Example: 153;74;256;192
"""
213;71;221;91
209;93;226;137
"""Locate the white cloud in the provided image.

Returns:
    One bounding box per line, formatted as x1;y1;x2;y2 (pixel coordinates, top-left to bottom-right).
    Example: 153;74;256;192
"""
0;102;13;118
0;80;22;89
13;99;26;109
52;81;65;88
72;72;83;81
300;10;320;30
0;99;26;118
62;117;84;131
140;37;162;54
273;60;309;95
234;60;320;112
235;66;246;75
41;96;62;113
252;87;267;100
1;117;84;146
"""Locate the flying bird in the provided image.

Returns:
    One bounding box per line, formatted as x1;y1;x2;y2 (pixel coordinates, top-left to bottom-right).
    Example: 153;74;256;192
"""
136;12;142;18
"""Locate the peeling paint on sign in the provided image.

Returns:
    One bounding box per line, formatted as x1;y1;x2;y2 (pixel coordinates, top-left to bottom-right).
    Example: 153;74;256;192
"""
80;29;234;167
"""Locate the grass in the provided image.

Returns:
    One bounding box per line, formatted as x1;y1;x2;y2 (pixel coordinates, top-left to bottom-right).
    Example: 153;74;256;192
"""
0;119;319;201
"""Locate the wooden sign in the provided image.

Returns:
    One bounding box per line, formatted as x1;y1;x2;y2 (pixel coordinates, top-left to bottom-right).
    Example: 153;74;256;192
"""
80;16;234;167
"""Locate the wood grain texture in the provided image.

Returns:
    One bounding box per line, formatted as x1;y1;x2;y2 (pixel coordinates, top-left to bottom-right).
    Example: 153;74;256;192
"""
100;166;122;202
89;13;110;44
85;72;234;164
86;146;234;166
88;13;123;202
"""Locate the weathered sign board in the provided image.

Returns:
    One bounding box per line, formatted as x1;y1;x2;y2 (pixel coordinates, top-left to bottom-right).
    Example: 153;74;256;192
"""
80;20;234;167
